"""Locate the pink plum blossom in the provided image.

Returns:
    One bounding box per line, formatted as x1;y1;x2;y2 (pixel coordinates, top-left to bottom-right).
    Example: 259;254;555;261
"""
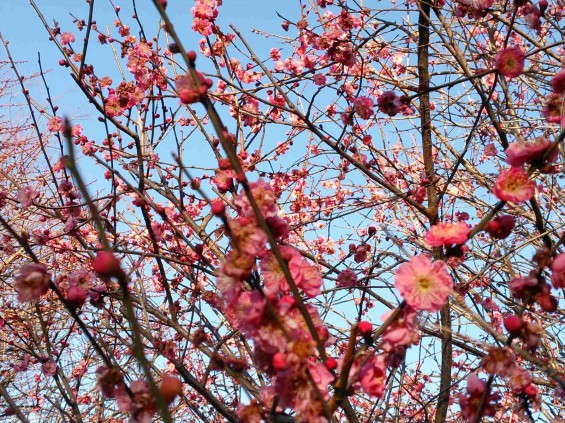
458;374;500;421
234;179;279;219
41;361;57;376
359;354;387;398
60;32;76;45
14;263;50;302
353;96;374;119
504;137;554;166
484;215;516;239
509;273;538;299
424;222;470;247
117;379;157;423
394;255;453;312
380;306;419;351
542;93;565;124
493;168;535;203
336;268;358;288
495;47;525;79
18;186;39;208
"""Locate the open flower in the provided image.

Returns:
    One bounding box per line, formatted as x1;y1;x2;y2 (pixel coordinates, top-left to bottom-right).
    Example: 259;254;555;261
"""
353;96;374;119
458;375;500;422
495;47;525;78
505;137;554;167
14;263;50;302
394;255;453;312
424;222;470;247
359;355;387;398
493;168;535;203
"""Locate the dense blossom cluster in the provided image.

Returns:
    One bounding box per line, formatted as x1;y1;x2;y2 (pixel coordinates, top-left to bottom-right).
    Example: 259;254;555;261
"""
2;0;565;421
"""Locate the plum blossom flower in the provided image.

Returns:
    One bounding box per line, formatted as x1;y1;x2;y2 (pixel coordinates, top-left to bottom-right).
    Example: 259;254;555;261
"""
493;168;535;203
394;255;453;312
550;253;565;289
191;0;219;36
14;263;50;302
484;215;515;239
336;268;358;288
480;347;515;377
96;366;124;398
60;32;76;45
41;361;57;376
507;366;532;394
504;137;554;167
117;379;157;423
234;179;279;219
424;222;470;247
260;246;301;296
353;96;374;119
377;91;414;116
509;273;538;299
306;362;335;399
359;354;387;398
458;374;500;422
47;117;64;132
291;260;322;298
495;47;525;79
542;93;565;124
313;73;326;85
18;186;39;208
176;72;212;104
380;306;419;351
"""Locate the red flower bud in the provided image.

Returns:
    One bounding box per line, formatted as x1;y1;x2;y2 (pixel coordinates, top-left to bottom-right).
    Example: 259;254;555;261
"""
325;357;338;371
272;352;287;370
357;321;373;336
484;215;515;239
160;374;182;404
503;315;523;336
187;50;197;63
92;251;123;278
523;383;538;397
211;199;225;216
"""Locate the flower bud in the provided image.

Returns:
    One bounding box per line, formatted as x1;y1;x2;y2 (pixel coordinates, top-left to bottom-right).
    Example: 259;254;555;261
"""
484;215;515;239
357;321;373;336
92;251;123;278
160;374;182;404
503;315;523;336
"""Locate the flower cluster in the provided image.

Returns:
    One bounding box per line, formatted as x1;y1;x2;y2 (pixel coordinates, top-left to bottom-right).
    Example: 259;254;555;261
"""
505;137;555;167
192;0;220;36
216;180;338;421
458;374;500;421
377;91;414;116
